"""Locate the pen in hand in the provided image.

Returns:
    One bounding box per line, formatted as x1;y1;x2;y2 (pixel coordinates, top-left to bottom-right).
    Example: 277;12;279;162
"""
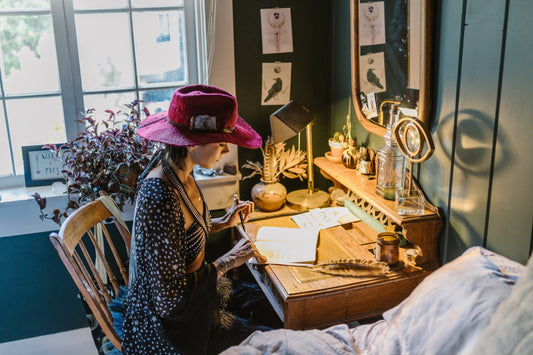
233;194;246;233
233;194;268;263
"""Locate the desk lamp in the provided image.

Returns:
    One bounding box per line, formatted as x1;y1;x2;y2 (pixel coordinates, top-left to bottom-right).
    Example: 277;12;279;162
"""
270;101;330;211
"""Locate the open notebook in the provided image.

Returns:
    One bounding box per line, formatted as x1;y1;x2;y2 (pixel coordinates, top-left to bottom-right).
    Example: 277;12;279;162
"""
254;226;319;263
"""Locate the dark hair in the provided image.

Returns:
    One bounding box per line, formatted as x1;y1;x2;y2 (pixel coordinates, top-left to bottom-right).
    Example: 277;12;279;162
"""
138;144;188;181
165;145;188;164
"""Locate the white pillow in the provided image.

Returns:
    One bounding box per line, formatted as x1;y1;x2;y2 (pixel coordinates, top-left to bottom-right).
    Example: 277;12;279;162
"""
351;247;524;355
469;250;533;354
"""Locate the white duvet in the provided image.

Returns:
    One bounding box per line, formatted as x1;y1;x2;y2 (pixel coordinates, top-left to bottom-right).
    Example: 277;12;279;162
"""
221;324;359;355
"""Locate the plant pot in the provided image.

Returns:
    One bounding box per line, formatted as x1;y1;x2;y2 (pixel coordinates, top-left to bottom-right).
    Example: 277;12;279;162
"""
251;180;287;212
328;139;346;158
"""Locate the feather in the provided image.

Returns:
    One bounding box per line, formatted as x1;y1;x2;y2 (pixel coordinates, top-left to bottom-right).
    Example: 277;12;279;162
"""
262;138;277;182
310;258;389;276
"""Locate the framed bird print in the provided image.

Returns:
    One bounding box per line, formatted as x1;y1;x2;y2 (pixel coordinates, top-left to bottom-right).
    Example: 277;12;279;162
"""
360;52;387;95
261;62;291;105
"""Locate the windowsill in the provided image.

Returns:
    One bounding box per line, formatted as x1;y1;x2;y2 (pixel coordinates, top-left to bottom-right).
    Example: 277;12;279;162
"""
0;184;73;238
0;184;65;205
0;173;242;238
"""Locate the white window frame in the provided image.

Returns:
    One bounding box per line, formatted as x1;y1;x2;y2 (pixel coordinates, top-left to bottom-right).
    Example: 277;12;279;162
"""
0;0;207;189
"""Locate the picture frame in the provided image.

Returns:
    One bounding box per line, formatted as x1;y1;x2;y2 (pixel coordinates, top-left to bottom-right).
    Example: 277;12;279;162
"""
22;144;65;187
366;92;379;119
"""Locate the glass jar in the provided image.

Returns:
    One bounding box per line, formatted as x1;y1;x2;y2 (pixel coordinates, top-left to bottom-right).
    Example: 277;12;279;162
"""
376;104;405;200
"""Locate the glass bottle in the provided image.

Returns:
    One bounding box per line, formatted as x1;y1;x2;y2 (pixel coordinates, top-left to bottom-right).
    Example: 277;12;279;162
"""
376;104;404;200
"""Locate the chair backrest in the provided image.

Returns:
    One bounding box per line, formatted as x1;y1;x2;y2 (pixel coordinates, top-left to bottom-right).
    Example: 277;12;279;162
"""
50;197;131;352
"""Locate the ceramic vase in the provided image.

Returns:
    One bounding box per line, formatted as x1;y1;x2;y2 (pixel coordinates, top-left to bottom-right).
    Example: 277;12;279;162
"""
251;180;287;212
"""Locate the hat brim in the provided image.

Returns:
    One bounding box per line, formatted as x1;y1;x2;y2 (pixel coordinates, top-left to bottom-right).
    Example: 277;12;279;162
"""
137;111;262;149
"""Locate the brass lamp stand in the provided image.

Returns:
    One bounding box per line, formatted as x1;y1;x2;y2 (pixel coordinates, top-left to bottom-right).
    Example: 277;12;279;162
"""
270;101;330;211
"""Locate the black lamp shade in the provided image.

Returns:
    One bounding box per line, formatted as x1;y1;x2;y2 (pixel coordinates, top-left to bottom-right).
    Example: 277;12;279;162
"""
270;100;314;144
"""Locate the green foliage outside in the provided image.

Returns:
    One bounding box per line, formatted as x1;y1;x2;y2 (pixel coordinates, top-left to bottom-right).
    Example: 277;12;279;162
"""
0;0;50;76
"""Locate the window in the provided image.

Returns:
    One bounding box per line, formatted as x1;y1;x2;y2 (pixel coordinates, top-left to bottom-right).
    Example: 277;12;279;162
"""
0;0;207;188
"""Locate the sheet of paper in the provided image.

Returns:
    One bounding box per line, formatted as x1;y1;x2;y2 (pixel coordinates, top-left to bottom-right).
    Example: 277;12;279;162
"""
254;226;318;263
290;207;360;230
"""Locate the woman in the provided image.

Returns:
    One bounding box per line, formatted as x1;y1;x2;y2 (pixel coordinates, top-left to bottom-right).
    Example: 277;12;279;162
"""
122;85;264;354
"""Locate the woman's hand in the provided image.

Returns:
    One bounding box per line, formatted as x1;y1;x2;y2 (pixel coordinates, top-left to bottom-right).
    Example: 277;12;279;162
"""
210;198;254;232
227;198;254;226
214;238;255;278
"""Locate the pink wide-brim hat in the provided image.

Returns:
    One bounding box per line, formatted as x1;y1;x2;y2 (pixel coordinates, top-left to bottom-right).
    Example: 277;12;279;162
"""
137;85;262;149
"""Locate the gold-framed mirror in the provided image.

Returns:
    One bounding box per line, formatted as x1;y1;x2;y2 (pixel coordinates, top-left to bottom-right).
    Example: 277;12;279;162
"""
351;0;433;137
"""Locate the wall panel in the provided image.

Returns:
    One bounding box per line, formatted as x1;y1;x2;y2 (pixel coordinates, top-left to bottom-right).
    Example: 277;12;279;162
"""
486;0;533;264
448;0;506;253
421;0;464;261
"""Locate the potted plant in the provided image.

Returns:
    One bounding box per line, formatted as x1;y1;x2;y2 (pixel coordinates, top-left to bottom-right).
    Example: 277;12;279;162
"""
328;131;347;159
242;137;307;211
33;100;155;225
329;110;356;161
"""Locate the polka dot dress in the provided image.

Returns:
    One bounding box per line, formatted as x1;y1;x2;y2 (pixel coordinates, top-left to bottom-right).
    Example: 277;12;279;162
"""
122;178;218;354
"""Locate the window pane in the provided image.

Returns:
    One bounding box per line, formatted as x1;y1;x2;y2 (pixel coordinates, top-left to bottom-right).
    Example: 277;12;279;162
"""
0;0;49;10
73;0;128;10
6;97;66;174
132;0;184;8
140;88;174;115
0;15;60;95
0;105;11;175
133;11;187;87
75;13;134;91
83;92;137;125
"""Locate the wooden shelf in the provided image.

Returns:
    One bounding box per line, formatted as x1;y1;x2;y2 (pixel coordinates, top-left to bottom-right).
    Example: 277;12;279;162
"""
315;156;442;266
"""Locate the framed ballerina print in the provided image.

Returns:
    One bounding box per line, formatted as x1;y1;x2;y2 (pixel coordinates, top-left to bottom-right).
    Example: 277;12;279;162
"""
359;1;386;46
260;7;293;54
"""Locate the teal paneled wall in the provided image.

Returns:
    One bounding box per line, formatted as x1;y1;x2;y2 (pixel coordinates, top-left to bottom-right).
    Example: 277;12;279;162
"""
424;0;532;264
485;0;533;262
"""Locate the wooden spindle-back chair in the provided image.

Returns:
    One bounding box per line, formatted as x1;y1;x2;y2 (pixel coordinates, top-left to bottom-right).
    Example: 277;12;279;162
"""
50;196;131;352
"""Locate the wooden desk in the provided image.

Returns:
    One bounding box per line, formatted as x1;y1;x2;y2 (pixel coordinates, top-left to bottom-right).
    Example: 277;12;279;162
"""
237;216;433;330
234;157;442;330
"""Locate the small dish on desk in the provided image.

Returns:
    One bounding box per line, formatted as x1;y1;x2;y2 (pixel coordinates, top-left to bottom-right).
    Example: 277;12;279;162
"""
325;151;342;163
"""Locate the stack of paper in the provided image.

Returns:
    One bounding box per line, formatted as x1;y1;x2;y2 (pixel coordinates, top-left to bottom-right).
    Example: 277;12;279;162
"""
290;206;360;230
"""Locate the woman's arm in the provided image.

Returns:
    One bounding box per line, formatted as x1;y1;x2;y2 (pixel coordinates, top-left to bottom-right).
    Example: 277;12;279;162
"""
212;238;255;279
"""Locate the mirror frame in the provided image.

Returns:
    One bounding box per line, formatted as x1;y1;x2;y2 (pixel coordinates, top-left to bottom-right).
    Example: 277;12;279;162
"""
350;0;433;137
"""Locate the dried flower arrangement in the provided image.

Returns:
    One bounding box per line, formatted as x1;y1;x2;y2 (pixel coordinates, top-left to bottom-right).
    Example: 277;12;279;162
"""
242;137;307;183
33;100;155;225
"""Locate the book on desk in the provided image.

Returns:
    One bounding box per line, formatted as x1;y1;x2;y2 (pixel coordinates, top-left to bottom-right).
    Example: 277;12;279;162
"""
252;207;360;264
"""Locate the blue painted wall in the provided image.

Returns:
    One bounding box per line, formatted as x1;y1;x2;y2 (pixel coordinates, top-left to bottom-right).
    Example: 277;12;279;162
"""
0;232;88;342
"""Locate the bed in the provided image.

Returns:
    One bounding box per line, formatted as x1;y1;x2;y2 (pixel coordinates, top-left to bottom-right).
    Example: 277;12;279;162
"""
221;246;533;354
